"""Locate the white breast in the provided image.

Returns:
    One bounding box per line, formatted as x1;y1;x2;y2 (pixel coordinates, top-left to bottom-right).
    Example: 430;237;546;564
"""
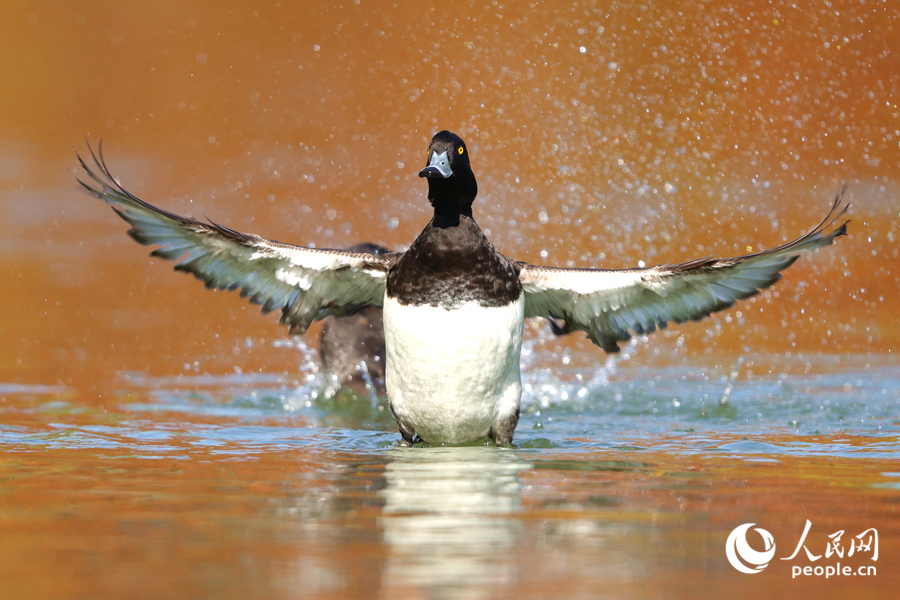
383;295;525;444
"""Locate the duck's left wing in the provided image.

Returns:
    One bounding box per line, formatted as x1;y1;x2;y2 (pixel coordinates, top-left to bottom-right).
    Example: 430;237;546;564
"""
77;143;394;334
519;188;850;352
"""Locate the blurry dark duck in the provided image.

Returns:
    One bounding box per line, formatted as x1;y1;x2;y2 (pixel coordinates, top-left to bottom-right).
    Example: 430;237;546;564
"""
319;242;390;396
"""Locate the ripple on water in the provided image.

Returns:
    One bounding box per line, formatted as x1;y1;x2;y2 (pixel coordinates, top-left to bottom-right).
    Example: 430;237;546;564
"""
0;354;897;459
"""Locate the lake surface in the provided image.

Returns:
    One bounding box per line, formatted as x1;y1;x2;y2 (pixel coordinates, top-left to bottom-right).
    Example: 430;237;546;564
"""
1;1;898;598
2;345;898;599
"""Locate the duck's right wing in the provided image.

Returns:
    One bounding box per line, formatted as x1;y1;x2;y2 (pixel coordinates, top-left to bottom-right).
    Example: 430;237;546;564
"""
77;143;394;334
519;188;850;352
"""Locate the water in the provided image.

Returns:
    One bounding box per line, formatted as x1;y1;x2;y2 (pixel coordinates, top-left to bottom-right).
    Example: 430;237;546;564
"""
2;344;897;599
6;348;897;456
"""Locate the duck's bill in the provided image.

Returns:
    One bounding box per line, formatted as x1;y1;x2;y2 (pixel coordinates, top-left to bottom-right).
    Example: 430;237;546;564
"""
418;150;452;178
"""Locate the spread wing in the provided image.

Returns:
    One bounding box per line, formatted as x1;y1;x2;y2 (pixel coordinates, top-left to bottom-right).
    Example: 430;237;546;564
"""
77;142;394;334
520;187;850;352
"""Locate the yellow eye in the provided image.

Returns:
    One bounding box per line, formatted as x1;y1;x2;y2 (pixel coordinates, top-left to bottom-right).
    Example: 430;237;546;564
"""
458;146;464;155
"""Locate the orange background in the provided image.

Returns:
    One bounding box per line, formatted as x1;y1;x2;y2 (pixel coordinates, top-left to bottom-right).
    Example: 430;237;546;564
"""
0;0;896;387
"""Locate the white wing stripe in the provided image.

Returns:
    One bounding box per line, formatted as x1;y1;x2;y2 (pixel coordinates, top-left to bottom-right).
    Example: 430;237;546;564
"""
274;267;311;290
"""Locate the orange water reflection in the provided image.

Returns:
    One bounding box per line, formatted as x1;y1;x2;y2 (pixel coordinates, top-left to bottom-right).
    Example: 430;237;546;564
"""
0;1;897;598
1;439;897;600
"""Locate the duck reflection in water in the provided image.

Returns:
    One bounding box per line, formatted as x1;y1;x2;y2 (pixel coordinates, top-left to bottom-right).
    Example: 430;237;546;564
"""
378;446;530;599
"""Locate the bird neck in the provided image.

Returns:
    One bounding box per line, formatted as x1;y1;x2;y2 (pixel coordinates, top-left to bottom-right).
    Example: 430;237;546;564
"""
427;173;477;220
432;212;467;229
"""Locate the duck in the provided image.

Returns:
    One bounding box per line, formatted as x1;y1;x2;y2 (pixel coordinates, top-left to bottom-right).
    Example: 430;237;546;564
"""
318;242;390;396
77;131;850;446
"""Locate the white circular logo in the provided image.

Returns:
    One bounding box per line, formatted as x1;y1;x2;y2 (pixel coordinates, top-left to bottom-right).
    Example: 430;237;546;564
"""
726;523;776;573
